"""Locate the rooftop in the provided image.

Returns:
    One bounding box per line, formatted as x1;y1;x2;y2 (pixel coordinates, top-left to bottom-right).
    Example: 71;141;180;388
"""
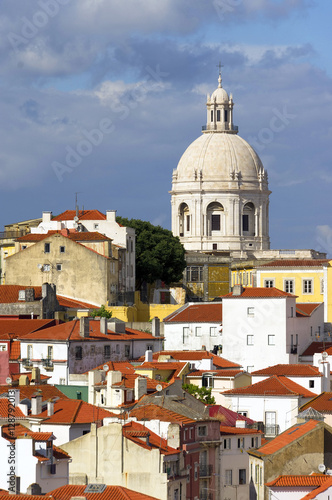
259;259;329;268
48;484;159;500
300;392;332;414
164;302;222;323
17;230;110;242
251;364;322;377
128;403;195;425
223;375;316;398
123;420;179;456
266;474;329;487
37;398;116;424
52;209;107;221
222;287;297;299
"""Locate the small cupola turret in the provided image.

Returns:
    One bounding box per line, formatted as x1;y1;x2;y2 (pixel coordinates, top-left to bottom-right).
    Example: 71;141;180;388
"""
204;67;238;134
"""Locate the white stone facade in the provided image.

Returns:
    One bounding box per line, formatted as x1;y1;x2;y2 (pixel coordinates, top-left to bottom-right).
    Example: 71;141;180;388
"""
171;73;270;253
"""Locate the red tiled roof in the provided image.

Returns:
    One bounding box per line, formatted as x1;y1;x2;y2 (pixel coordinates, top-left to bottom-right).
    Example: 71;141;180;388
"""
109;374;168;392
259;259;329;268
0;496;46;500
164;303;222;323
53;445;71;460
208;405;255;426
301;477;332;499
251;364;322;377
10;371;50;382
188;369;244;378
301;342;332;357
0;319;57;338
49;484;159;500
256;419;321;455
129;404;195;424
223;375;316;398
37;399;116;424
266;474;329;487
0;400;27;420
56;295;99;309
219;425;262;435
0;385;69;402
2;423;53;441
296;303;322;317
222;287;297;298
17;230;110;242
123;420;179;456
9;341;20;360
19;319;160;342
0;285;42;303
139;351;241;369
300;392;332;413
137;362;187;382
52;210;107;221
86;360;135;375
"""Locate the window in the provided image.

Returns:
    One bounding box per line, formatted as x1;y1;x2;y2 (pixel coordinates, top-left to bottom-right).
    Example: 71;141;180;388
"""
202;374;213;388
27;345;33;359
94;223;99;230
125;345;130;357
255;465;259;484
146;344;153;351
224;438;231;449
237;438;244;449
212;243;217;250
22;245;27;250
268;335;275;345
75;346;82;360
238;411;248;417
210;327;217;337
56;263;62;271
183;327;189;340
198;426;207;437
217;109;220;121
18;290;25;301
47;345;53;359
44;264;50;272
290;307;294;317
115;344;120;354
104;345;111;359
186;465;190;483
242;214;249;232
309;380;315;388
60;246;65;253
224;109;228;122
225;470;232;485
195;326;202;337
239;469;246;485
320;278;324;294
186;266;203;283
264;279;274;288
303;279;313;294
194;463;198;480
247;307;254;317
59;378;65;385
311;326;313;336
284;279;294;294
90;346;95;354
211;110;213;121
247;335;254;346
211;214;220;231
44;243;50;253
265;411;276;436
186;215;190;232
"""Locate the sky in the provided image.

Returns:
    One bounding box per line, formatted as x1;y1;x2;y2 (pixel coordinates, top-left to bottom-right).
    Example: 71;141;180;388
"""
0;0;332;254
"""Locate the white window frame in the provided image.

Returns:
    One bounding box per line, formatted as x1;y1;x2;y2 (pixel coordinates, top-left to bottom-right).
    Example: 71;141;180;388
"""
225;469;233;486
223;438;231;450
268;335;275;346
264;279;274;288
195;326;202;337
247;335;254;346
284;279;294;294
210;326;217;337
247;307;254;317
303;279;313;294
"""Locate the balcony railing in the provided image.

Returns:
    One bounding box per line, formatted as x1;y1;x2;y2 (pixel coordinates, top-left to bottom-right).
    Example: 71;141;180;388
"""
265;424;280;437
42;358;54;371
199;464;213;478
0;230;29;240
200;491;213;500
21;358;33;368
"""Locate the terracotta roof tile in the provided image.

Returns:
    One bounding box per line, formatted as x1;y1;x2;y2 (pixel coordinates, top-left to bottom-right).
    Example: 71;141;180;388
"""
296;303;322;317
219;425;262;435
86;360;135;375
52;210;107;221
188;369;244;378
48;484;159;500
222;287;297;298
0;285;42;303
56;295;99;309
0;399;27;420
0;496;47;500
164;303;222;323
0;319;57;338
301;342;332;357
129;404;195;424
110;374;168;392
300;477;332;499
9;371;50;382
123;420;179;456
208;405;255;426
223;375;316;398
300;392;332;413
37;399;116;424
266;474;329;487
139;351;241;369
259;259;329;268
0;384;69;402
251;364;322;377
17;230;110;242
256;419;320;455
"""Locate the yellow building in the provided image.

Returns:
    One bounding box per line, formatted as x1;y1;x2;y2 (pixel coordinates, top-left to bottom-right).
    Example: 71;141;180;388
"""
255;259;331;321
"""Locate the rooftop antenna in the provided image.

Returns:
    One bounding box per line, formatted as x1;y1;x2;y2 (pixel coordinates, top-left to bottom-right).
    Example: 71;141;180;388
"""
75;192;81;218
216;61;224;88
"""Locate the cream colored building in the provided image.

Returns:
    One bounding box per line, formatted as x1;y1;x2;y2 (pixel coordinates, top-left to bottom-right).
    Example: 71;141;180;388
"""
5;231;118;306
171;71;270;255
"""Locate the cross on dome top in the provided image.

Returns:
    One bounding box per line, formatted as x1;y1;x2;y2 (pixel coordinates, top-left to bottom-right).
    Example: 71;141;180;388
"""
216;61;223;88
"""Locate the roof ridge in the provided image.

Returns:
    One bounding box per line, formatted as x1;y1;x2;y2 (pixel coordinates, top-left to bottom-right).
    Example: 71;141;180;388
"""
71;399;83;423
68;319;79;340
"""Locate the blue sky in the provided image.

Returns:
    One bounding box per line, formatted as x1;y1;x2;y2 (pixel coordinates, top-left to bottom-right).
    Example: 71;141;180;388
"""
0;0;332;254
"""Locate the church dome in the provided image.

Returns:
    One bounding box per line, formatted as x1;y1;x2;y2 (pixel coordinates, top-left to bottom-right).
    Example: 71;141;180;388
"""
210;86;229;103
176;132;265;189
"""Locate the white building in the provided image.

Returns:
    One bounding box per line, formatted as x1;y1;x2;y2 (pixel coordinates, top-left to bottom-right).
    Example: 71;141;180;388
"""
222;286;324;372
171;70;270;254
163;302;223;352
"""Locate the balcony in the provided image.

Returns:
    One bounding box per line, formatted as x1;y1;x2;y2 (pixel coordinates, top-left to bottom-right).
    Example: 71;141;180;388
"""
265;424;280;437
291;346;298;354
0;230;29;241
42;358;54;371
21;358;33;369
199;464;213;478
200;491;213;500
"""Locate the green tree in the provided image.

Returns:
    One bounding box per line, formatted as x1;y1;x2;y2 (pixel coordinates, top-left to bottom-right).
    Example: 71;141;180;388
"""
90;305;113;318
182;383;216;405
116;217;186;287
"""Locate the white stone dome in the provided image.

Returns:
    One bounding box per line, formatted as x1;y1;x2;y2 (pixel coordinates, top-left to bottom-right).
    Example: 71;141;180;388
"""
210;86;229;103
176;132;265;189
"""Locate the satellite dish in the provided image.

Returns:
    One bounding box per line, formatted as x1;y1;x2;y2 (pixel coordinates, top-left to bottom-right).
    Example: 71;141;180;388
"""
74;216;79;223
103;364;109;372
6;377;12;385
156;384;163;392
318;464;326;473
37;264;43;270
322;352;328;359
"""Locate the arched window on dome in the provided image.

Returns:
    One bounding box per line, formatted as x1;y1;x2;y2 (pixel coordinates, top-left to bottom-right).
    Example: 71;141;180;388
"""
179;203;190;237
207;202;224;236
242;202;255;236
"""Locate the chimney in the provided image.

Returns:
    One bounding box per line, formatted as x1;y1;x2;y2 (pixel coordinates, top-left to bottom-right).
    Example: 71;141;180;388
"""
25;288;35;302
31;367;41;385
100;317;108;335
232;285;244;296
152;317;160;337
106;210;117;222
47;400;54;416
108;321;126;334
31;394;42;415
135;376;147;400
42;211;52;223
79;317;90;338
145;350;153;362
